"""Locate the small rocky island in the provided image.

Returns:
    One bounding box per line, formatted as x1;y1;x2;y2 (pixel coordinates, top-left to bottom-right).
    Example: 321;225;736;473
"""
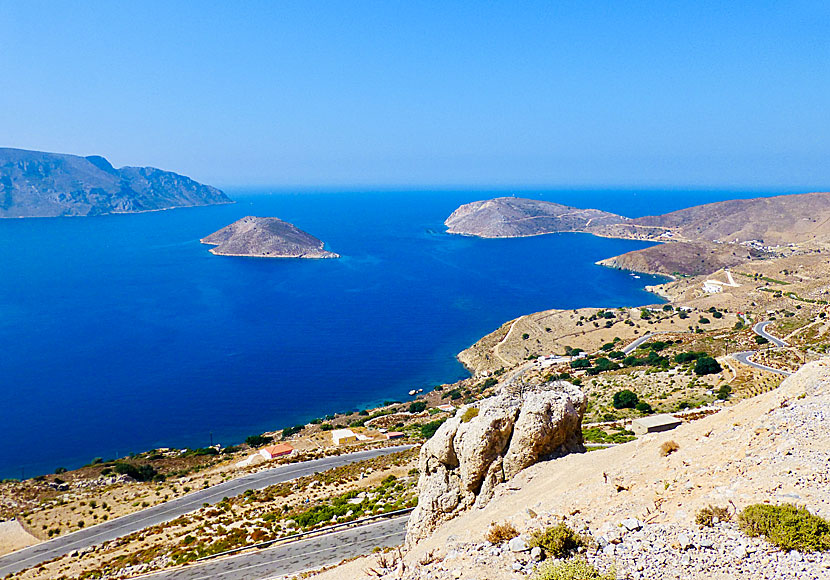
0;147;231;218
201;216;339;259
444;196;629;238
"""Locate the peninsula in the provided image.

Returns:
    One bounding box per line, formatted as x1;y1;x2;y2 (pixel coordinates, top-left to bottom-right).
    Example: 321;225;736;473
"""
446;192;830;276
0;148;231;218
201;216;339;258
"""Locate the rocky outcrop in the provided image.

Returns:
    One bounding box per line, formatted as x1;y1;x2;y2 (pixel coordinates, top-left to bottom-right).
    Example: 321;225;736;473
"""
0;147;231;217
405;381;586;545
201;216;339;258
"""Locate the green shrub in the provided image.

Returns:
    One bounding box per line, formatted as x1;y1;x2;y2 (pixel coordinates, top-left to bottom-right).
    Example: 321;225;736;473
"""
612;389;639;409
461;407;479;423
420;419;446;439
755;335;769;345
532;557;614;580
694;356;722;376
528;523;590;559
281;425;304;438
113;462;157;482
319;423;334;431
738;503;830;552
480;377;498;389
409;401;427;413
635;401;653;414
245;434;271;447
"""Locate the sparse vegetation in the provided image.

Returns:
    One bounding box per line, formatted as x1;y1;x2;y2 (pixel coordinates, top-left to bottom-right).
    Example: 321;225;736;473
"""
529;523;590;559
532;557;614;580
738;503;830;552
660;440;680;456
485;521;519;544
461;407;479;423
420;419;446;439
696;505;731;527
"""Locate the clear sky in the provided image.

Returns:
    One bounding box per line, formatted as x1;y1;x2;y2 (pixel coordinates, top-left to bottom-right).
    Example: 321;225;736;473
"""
1;1;828;188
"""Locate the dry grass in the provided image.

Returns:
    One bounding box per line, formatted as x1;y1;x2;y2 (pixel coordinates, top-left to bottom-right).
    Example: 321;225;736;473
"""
485;522;519;544
660;440;679;456
695;504;731;527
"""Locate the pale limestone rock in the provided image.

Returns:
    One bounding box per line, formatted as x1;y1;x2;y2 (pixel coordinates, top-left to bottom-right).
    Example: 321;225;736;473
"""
406;381;585;545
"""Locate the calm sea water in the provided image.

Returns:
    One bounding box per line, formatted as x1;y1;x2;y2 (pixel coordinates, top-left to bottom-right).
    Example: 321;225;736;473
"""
0;189;784;478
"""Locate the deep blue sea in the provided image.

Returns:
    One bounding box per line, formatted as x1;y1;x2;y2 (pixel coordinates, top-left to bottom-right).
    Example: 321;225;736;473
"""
0;189;787;478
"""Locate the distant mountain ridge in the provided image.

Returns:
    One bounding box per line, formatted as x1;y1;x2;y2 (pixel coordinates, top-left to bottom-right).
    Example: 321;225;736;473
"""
0;148;231;218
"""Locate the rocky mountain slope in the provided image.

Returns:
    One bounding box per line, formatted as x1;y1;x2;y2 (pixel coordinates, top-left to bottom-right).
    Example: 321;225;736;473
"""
633;191;830;245
0;148;231;218
316;359;830;580
201;216;339;258
597;240;766;276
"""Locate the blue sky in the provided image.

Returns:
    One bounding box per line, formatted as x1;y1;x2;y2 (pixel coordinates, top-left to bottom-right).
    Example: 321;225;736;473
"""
1;1;828;188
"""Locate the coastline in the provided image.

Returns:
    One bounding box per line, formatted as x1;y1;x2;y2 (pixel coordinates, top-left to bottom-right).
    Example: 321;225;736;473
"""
0;200;235;220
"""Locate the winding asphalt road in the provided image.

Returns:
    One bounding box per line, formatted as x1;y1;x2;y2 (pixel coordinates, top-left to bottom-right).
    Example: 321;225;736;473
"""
731;321;792;376
752;321;788;348
136;515;409;580
0;445;414;578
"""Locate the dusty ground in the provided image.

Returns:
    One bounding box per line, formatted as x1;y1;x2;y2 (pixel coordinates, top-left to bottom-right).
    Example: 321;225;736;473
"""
0;520;38;557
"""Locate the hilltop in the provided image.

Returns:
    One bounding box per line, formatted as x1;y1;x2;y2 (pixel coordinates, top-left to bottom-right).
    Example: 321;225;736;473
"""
0;148;231;218
201;216;339;258
444;197;637;239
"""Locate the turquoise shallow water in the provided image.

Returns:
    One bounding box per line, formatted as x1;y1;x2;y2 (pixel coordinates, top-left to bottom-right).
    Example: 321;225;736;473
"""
0;189;784;477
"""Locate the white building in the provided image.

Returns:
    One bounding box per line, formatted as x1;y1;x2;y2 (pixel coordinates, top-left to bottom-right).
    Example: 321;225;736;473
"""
331;428;358;445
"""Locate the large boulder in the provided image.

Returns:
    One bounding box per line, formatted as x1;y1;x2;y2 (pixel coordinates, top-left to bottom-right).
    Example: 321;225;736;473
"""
406;381;586;545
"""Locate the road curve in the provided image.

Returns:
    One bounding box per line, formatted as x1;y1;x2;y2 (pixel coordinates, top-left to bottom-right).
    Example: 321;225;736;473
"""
0;446;414;578
732;351;792;377
136;516;408;580
753;321;788;347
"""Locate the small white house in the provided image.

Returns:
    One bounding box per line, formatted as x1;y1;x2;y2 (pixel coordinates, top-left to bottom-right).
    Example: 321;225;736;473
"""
331;428;358;446
702;281;723;294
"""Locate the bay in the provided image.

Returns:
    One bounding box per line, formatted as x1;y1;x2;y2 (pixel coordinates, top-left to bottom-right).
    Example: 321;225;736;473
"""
0;188;782;477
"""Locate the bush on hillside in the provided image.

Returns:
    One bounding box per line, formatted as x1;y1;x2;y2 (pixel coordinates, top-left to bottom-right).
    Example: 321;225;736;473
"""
420;419;446;439
694;356;722;376
612;389;639;409
528;523;590;559
738;503;830;552
113;462;157;482
461;407;479;423
660;440;679;457
485;522;519;544
408;401;427;413
245;434;271;447
696;505;731;527
532;557;614;580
